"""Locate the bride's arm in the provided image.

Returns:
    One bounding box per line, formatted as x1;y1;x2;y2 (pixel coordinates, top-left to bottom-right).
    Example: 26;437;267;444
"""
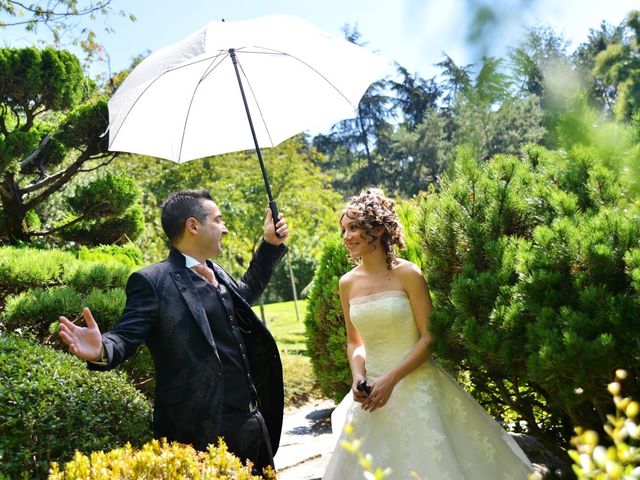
363;262;433;412
340;276;369;404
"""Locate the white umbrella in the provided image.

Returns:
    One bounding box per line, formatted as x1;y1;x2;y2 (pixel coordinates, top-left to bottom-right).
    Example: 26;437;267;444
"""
108;14;390;218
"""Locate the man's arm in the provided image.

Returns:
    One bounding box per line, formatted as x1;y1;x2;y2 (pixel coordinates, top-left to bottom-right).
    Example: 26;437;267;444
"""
97;270;159;369
59;270;159;370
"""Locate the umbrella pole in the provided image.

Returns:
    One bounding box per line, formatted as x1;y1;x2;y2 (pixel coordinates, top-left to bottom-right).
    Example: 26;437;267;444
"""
229;48;280;228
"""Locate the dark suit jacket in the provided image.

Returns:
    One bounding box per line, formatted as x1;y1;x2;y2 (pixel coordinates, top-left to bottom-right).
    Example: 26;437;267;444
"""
89;240;287;453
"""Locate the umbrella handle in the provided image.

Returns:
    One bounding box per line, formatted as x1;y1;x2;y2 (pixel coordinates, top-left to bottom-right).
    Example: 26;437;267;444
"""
269;200;281;238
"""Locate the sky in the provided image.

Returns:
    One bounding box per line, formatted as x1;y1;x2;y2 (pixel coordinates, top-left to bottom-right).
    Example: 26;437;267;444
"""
2;0;639;81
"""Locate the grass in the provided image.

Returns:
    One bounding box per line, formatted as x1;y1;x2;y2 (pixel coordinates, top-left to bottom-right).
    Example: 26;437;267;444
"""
254;300;308;354
253;299;325;407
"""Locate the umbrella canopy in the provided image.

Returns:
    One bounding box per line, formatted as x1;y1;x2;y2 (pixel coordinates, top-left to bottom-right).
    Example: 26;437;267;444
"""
107;14;390;163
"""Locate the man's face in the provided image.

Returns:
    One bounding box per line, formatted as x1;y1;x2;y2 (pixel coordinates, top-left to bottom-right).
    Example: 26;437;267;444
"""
195;200;228;258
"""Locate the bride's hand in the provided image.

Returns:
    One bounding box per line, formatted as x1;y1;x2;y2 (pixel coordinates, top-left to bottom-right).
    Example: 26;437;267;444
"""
352;378;369;403
362;374;397;412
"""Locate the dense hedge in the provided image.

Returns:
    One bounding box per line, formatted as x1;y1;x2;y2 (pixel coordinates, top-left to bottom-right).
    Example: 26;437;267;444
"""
0;246;75;297
0;245;135;342
0;334;152;479
0;244;155;397
0;244;141;298
3;286;126;339
304;234;353;401
416;145;640;456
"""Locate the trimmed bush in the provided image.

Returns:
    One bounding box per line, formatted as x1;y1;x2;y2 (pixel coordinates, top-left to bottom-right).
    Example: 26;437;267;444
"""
304;234;352;402
75;244;143;268
2;287;126;340
48;438;275;480
416;145;640;457
0;334;152;479
0;244;155;400
63;261;131;293
0;244;141;300
0;246;75;296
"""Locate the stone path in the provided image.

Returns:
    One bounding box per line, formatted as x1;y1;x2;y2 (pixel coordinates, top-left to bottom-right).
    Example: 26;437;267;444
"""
274;398;336;480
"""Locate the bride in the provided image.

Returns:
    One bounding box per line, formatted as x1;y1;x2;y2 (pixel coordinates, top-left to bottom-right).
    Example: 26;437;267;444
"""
323;188;534;479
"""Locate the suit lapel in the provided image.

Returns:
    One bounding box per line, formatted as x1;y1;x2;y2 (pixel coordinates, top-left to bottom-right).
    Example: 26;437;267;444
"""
210;263;251;310
168;249;217;352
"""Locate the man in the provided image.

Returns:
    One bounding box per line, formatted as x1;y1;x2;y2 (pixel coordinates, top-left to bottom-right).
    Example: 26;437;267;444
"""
59;189;288;475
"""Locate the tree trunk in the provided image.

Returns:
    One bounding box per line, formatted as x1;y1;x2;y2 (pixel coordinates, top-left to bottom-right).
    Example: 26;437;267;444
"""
0;174;29;243
357;106;373;171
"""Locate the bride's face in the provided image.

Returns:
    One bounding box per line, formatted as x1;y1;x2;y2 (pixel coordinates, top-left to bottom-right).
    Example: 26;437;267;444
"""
340;213;375;258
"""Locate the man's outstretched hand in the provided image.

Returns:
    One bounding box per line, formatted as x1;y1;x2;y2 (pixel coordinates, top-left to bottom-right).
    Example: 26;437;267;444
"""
59;307;103;362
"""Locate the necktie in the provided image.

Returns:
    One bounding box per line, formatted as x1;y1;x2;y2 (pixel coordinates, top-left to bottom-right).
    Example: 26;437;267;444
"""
195;263;219;288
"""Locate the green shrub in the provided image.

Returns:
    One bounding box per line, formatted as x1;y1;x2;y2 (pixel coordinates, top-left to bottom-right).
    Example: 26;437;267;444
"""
60;205;145;246
416;145;640;458
2;286;84;338
1;287;125;339
0;244;141;301
74;244;143;268
48;438;274;480
304;234;353;402
0;334;152;479
63;261;131;293
0;246;74;295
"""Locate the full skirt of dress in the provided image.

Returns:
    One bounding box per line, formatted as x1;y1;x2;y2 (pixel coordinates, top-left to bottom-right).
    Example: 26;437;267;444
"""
323;291;533;480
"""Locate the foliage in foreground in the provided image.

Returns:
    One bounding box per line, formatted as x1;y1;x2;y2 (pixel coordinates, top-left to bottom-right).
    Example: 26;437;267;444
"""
570;369;640;479
0;334;152;479
48;438;275;480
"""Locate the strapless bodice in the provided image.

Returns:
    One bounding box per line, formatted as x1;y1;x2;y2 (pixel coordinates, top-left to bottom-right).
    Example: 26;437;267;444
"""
349;291;419;378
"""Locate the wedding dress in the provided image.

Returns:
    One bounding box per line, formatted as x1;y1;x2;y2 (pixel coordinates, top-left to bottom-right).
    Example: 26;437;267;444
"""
323;291;533;480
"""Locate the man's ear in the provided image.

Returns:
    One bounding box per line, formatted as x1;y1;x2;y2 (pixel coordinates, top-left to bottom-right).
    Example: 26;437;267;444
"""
185;217;199;235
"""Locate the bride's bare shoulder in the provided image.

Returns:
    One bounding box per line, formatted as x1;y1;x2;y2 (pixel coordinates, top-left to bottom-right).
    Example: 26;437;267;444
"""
394;258;423;276
339;266;359;288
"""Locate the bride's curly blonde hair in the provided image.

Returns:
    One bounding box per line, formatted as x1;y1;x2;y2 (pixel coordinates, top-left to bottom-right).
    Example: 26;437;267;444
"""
341;188;405;269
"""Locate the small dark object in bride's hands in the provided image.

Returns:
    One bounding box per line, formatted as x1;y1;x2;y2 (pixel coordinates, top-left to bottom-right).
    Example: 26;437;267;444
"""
357;379;372;395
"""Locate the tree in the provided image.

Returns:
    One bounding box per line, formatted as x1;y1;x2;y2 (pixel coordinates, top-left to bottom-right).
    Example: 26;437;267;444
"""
0;47;142;244
116;136;343;300
0;0;135;64
571;20;625;112
389;65;442;131
508;26;571;99
312;25;394;194
593;10;640;121
440;55;544;161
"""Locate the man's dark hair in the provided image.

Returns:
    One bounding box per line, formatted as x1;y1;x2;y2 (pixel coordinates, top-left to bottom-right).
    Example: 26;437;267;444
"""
160;189;213;244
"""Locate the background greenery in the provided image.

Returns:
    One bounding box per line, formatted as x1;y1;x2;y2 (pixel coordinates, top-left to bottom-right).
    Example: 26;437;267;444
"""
2;3;640;478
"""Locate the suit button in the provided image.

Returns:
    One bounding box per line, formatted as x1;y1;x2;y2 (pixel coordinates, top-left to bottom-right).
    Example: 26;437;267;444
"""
217;373;222;379
176;274;181;280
